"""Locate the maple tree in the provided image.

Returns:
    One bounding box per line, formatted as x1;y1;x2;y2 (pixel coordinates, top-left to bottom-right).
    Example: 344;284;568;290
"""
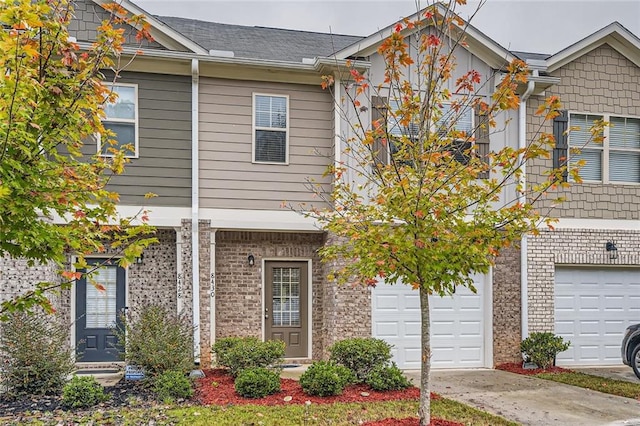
0;0;156;316
313;1;604;424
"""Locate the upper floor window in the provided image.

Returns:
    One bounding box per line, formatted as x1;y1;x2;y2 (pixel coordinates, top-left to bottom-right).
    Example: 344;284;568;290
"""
253;94;288;164
569;113;640;183
99;83;138;158
386;100;474;164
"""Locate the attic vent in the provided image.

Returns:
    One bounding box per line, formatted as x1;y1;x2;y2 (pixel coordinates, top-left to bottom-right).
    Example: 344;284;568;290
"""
209;49;234;58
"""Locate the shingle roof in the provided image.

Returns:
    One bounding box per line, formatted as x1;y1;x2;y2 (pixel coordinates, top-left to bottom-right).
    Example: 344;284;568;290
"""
511;51;552;61
155;16;364;62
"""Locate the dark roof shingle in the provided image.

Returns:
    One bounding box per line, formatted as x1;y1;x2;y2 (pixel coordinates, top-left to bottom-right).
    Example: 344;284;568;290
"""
155;16;364;62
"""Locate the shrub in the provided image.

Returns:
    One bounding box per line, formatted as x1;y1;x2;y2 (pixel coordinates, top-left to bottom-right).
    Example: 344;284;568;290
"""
520;332;571;369
299;361;355;397
365;363;412;391
212;337;285;377
0;311;75;398
62;376;109;408
329;338;392;382
152;370;194;402
234;367;281;398
115;305;194;377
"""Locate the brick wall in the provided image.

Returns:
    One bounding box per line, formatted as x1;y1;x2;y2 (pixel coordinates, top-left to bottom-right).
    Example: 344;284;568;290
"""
214;231;326;360
527;228;640;332
527;44;640;219
320;233;372;359
493;245;522;364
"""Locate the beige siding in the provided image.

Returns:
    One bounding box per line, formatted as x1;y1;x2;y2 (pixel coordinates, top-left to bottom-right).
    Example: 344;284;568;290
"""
199;78;333;210
528;44;640;220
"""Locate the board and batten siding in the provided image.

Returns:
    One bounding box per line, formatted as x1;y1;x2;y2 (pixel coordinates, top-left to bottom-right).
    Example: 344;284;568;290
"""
83;71;192;207
199;78;333;210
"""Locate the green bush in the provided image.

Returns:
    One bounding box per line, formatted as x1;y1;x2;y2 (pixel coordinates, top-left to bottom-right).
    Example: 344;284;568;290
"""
299;361;355;397
329;338;392;382
0;312;75;398
365;363;412;391
212;337;285;377
62;376;109;408
234;367;281;398
520;332;571;369
115;305;194;377
152;370;194;402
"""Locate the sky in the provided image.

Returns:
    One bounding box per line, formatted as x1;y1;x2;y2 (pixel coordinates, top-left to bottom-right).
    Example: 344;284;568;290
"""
134;0;640;54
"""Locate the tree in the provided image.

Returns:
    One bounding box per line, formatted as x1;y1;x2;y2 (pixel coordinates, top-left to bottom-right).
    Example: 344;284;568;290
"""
310;1;603;424
0;0;157;316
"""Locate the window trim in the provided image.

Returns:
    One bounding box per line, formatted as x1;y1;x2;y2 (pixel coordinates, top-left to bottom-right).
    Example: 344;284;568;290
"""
97;82;139;159
252;93;290;165
569;111;640;185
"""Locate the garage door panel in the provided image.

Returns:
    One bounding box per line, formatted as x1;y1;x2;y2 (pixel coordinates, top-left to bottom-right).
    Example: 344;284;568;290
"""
372;274;487;369
374;321;399;337
555;267;638;366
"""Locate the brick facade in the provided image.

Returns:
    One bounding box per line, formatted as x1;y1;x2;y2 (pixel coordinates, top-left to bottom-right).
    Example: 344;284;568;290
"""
492;246;522;364
527;228;640;333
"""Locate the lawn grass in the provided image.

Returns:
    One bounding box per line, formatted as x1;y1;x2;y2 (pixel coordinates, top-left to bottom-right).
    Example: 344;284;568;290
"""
167;398;517;426
536;371;640;400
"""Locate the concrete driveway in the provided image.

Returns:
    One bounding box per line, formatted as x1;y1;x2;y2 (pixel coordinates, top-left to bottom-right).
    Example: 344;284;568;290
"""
404;369;640;426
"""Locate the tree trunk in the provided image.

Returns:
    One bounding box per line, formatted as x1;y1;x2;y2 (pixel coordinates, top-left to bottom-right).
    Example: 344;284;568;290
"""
418;285;431;426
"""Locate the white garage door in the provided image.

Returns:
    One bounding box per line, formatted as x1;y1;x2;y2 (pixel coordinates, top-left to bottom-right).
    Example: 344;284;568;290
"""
371;274;489;369
555;267;640;366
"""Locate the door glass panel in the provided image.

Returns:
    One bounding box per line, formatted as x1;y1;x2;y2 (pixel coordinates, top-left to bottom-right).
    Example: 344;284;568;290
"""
272;267;301;327
85;266;118;328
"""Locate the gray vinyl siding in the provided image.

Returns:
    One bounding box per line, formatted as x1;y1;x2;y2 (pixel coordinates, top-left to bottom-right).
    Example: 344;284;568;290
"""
84;71;192;207
199;78;333;210
69;0;166;50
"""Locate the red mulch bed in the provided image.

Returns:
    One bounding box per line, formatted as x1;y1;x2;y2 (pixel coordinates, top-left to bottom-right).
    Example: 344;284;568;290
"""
195;368;427;406
363;418;463;426
496;362;572;376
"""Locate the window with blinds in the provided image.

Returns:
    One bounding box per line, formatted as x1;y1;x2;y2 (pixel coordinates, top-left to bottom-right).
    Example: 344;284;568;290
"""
253;94;288;164
99;84;138;158
85;266;118;328
569;113;640;184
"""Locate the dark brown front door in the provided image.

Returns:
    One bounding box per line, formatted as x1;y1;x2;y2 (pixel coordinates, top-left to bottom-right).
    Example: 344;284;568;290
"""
265;261;308;358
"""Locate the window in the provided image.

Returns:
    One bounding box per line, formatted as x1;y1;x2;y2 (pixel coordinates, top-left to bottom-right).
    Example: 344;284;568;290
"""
253;94;288;164
99;84;138;158
386;100;473;164
569;113;640;183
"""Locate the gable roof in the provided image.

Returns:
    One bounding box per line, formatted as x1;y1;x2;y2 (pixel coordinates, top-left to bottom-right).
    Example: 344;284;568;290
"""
334;3;516;70
91;0;208;54
546;22;640;72
155;16;364;63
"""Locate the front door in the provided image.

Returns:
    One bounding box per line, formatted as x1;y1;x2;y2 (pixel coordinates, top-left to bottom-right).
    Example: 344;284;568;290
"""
265;261;308;358
75;260;125;362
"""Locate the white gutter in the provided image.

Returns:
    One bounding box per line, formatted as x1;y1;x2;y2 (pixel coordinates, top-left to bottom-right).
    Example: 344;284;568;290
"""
191;58;201;364
519;76;535;340
209;229;217;363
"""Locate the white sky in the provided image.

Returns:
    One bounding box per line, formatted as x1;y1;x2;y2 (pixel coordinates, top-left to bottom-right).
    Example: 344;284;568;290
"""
134;0;640;54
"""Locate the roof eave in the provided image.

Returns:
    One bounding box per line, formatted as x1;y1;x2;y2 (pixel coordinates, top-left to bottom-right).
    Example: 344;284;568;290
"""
546;22;640;72
90;0;209;54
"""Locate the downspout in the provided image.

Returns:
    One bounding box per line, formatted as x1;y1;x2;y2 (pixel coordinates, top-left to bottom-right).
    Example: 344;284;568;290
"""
209;229;217;362
191;58;201;364
519;76;535;340
333;75;342;169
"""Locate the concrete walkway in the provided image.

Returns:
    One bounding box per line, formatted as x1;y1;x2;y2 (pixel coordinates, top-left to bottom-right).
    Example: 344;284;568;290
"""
403;369;640;426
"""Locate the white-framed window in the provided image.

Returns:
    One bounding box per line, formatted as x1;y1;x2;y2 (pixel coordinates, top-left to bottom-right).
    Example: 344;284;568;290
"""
569;112;640;184
98;83;138;158
387;100;473;163
253;93;289;164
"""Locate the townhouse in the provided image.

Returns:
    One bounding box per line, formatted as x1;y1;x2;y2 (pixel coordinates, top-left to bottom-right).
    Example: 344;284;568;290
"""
1;0;638;369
